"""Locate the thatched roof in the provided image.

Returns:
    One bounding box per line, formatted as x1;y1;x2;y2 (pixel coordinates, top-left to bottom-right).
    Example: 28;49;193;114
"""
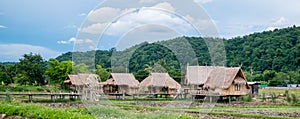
233;76;247;84
65;74;99;87
100;73;139;88
140;73;181;89
186;66;214;85
186;66;249;89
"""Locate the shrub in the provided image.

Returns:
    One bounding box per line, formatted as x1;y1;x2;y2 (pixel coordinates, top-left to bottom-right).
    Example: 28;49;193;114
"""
242;94;252;102
270;92;277;103
291;94;298;104
0;101;94;119
286;94;292;103
285;90;289;96
261;93;266;102
5;89;12;102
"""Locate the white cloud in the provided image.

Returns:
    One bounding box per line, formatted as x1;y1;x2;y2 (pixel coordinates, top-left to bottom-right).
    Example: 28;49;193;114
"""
57;37;93;44
265;17;292;31
0;44;60;61
80;23;109;34
185;15;216;30
271;17;290;26
87;7;122;23
139;0;156;3
152;2;175;11
83;8;188;35
0;25;7;29
194;0;213;4
80;2;197;36
78;13;86;17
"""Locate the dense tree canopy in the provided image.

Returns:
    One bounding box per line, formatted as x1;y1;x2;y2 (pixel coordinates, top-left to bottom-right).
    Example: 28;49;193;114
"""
95;65;110;82
54;26;300;85
45;59;73;85
0;64;12;85
1;26;300;86
16;53;47;85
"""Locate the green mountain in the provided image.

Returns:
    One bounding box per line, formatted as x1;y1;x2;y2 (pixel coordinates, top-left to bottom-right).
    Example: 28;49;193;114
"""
56;26;300;84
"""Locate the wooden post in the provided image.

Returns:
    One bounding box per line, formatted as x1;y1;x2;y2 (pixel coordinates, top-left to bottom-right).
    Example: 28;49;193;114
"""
228;96;231;104
28;94;33;102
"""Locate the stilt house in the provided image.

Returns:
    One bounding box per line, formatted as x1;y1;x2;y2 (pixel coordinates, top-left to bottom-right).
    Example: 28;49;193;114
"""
100;73;139;95
185;66;250;96
140;73;181;95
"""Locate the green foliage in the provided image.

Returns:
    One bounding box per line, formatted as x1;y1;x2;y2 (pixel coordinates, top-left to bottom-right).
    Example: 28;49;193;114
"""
134;69;149;82
16;53;47;85
242;94;252;102
0;71;11;85
270;92;277;103
260;81;268;85
262;93;266;102
45;59;73;85
0;64;14;85
55;26;300;85
95;65;110;82
0;101;94;119
5;90;12;102
0;85;61;92
269;72;288;86
88;106;190;119
286;94;292;103
286;71;300;84
73;63;90;74
291;94;298;104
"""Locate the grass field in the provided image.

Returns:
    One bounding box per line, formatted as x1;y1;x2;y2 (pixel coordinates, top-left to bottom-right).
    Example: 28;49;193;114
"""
1;99;299;119
259;87;300;96
0;87;299;118
0;85;65;93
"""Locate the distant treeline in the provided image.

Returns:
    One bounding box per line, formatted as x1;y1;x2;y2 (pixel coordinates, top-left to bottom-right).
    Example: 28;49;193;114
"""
1;26;300;86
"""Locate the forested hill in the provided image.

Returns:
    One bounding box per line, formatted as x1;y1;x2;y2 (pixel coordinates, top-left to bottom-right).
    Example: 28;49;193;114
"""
225;26;300;72
56;26;300;84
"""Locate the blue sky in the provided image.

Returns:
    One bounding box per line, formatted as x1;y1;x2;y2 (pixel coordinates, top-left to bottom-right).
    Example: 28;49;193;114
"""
0;0;300;62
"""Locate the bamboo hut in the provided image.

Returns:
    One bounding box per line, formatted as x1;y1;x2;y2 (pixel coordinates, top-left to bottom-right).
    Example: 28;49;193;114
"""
100;73;139;95
64;74;100;94
140;73;181;96
185;66;250;96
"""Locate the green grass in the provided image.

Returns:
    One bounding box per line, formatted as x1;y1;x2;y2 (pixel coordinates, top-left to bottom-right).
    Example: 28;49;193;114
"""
259;88;300;97
0;85;64;93
1;100;299;119
22;98;82;103
85;100;300;119
88;105;195;119
209;112;298;119
0;100;195;119
0;101;94;119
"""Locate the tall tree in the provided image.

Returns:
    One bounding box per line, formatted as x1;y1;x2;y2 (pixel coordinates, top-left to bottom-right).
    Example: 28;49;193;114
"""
72;63;90;74
45;59;73;85
95;65;110;82
16;53;47;85
3;64;16;82
0;64;12;85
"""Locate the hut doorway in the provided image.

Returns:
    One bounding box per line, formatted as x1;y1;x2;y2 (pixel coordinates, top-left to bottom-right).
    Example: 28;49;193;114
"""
161;87;169;94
